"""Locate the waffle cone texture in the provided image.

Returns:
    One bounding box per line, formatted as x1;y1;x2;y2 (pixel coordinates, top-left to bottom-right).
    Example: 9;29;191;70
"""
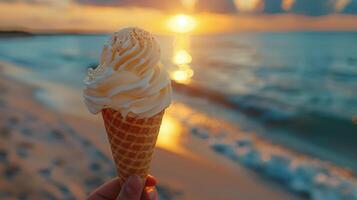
102;108;164;188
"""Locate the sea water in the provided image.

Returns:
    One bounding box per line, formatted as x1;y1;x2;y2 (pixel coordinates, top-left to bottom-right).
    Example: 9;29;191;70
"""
0;32;356;171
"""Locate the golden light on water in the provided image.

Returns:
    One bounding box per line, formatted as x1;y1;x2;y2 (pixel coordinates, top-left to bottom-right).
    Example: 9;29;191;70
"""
282;0;295;11
173;49;192;65
234;0;263;12
170;38;194;84
167;14;196;84
167;14;197;33
352;116;357;125
170;67;194;84
334;0;351;11
157;115;183;153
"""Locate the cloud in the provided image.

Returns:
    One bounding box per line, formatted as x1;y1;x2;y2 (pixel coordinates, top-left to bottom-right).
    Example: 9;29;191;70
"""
1;1;357;33
75;0;183;11
3;0;357;15
195;0;237;13
1;0;71;6
76;0;238;13
234;0;356;15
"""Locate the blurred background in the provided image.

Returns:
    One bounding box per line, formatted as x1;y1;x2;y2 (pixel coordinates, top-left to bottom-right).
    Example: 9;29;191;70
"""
0;0;357;200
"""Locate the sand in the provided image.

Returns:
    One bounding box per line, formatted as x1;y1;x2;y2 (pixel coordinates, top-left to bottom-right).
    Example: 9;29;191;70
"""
0;62;304;200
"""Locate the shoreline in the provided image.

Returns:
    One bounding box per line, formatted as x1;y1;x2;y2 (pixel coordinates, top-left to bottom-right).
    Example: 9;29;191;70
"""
4;56;355;173
2;60;357;200
174;81;357;173
0;62;307;199
2;61;357;199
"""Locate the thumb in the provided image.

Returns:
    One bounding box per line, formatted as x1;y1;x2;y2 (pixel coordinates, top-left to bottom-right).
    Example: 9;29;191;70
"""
117;175;144;200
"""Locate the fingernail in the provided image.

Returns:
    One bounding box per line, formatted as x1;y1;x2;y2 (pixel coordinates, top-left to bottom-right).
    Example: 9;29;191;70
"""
146;187;156;200
145;175;157;187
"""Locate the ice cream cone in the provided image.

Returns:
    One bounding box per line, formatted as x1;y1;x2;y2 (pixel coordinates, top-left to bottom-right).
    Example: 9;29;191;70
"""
83;28;171;191
101;108;164;188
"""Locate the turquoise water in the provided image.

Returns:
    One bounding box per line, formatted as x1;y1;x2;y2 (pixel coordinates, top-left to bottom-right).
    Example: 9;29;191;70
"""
0;32;356;169
186;32;357;165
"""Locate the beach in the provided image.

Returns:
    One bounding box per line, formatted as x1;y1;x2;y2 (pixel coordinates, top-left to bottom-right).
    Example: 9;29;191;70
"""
1;0;357;198
0;62;308;199
1;31;357;200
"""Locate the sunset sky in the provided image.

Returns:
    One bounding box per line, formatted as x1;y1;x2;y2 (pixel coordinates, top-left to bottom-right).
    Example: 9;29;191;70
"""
1;0;357;34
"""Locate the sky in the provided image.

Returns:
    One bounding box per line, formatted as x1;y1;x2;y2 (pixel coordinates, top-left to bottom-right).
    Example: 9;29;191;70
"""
0;0;357;33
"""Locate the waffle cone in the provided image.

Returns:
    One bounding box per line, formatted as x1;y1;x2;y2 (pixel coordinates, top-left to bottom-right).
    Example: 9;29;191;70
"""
101;108;164;189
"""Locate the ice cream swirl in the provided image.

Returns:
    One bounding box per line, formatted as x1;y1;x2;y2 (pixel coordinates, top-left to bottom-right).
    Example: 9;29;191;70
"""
83;27;172;117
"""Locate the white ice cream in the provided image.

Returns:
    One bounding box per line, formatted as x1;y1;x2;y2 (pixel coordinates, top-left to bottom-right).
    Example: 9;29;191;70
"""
83;27;172;117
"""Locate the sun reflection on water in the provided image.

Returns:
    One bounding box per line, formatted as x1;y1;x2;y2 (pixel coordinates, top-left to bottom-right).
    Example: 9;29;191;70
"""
173;49;192;65
157;115;183;153
234;0;263;12
167;16;196;85
170;65;194;84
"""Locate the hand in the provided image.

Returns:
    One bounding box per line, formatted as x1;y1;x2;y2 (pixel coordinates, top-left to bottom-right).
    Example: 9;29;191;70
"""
88;175;158;200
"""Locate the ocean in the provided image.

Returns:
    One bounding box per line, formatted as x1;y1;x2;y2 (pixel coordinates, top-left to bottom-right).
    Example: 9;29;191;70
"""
0;32;356;171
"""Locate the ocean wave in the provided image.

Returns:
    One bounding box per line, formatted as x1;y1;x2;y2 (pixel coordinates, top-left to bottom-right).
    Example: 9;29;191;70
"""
169;97;357;200
173;81;356;130
173;82;357;171
177;107;357;200
208;138;357;200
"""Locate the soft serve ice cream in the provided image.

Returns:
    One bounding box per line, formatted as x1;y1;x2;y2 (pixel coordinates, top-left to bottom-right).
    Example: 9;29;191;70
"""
83;27;172;118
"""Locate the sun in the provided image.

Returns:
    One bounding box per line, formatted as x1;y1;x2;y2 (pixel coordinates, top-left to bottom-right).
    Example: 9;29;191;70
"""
167;14;197;33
